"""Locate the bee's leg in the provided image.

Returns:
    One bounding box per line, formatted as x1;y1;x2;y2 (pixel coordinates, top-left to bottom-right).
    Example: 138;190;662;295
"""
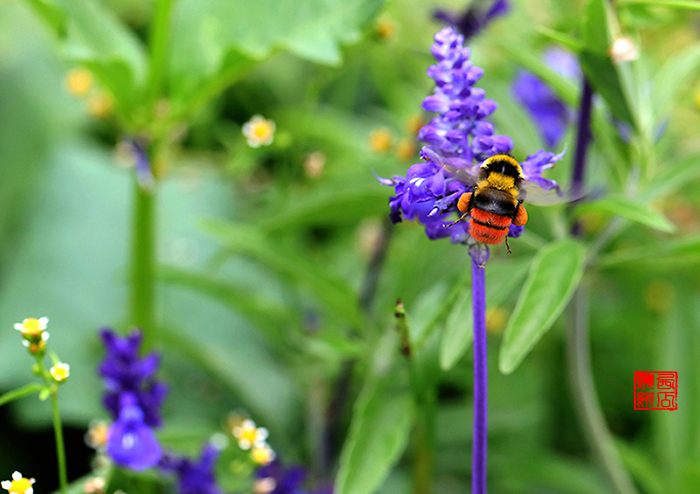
446;212;469;228
457;192;473;213
505;236;512;254
513;203;528;226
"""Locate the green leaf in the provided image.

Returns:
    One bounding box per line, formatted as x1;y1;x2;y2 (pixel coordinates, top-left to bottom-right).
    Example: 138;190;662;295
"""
618;0;700;10
536;26;583;53
654;294;700;474
201;220;365;328
579;0;636;125
438;259;530;371
24;0;67;37
439;288;473;371
158;266;297;338
582;0;611;55
597;237;700;268
335;350;414;494
576;197;675;233
258;182;391;234
579;51;635;125
651;43;700;122
499;240;586;374
169;0;383;103
615;441;666;494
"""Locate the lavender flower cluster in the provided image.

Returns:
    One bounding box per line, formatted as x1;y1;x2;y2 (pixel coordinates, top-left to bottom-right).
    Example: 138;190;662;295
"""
99;328;168;470
99;329;223;493
380;27;565;243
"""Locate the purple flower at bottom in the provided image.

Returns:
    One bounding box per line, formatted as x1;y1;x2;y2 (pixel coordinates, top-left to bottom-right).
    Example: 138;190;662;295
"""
106;393;162;471
256;460;306;494
99;328;169;427
159;443;223;494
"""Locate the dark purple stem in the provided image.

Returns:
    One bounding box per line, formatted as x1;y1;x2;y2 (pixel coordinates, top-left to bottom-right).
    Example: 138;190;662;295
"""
470;250;488;494
570;77;593;236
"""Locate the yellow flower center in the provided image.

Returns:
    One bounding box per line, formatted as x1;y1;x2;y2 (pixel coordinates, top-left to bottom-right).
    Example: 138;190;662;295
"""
21;319;42;335
7;478;33;494
50;363;70;382
368;129;393;153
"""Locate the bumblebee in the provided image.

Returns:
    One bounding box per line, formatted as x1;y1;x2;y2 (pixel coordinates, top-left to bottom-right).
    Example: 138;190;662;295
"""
453;154;528;247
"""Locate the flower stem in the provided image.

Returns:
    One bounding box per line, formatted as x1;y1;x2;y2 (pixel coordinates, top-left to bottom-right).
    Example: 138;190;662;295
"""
470;251;488;494
35;357;68;494
130;181;156;347
0;383;43;407
567;76;638;494
566;289;638;494
50;391;68;494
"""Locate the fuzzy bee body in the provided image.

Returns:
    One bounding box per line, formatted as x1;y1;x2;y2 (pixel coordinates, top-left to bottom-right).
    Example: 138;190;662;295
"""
456;154;529;245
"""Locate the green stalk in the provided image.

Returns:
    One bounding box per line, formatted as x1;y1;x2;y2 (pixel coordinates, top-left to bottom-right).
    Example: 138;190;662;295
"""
130;183;156;347
50;392;68;494
35;357;68;494
566;288;639;494
0;383;44;407
146;0;175;104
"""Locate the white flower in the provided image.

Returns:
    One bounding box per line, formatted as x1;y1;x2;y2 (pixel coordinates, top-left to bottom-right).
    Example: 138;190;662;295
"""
242;115;276;148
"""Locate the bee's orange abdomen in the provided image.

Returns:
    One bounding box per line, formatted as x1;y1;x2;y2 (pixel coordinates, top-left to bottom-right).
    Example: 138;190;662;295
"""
469;208;511;245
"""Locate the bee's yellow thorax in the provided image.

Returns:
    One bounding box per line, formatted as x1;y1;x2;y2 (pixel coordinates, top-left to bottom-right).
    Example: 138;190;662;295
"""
478;172;519;199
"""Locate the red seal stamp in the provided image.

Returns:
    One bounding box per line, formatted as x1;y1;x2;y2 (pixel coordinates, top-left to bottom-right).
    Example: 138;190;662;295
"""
634;371;677;410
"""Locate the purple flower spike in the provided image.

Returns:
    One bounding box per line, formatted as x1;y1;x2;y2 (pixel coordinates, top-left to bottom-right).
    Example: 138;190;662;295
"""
160;443;223;494
378;26;563;246
106;393;162;470
99;328;169;427
99;327;168;470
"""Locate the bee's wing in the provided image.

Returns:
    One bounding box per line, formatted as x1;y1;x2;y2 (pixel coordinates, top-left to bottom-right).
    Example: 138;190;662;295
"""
443;164;479;186
519;181;586;206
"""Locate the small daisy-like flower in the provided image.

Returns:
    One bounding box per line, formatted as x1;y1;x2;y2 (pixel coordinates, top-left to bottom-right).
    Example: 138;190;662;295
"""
2;472;35;494
242;115;276;148
65;68;93;96
251;443;276;466
232;419;268;450
50;362;70;383
375;15;397;41
14;317;48;340
368;128;393;153
303;151;326;178
85;420;110;450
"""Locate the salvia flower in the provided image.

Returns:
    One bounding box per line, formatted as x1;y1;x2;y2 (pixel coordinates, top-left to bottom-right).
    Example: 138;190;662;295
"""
379;27;563;244
50;362;70;383
1;472;35;494
159;443;223;494
255;460;305;494
106;392;162;470
243;115;276;148
434;0;510;41
511;48;580;148
99;328;168;470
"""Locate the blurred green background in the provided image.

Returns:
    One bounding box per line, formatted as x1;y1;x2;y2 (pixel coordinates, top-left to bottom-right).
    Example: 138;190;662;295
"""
0;0;699;493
